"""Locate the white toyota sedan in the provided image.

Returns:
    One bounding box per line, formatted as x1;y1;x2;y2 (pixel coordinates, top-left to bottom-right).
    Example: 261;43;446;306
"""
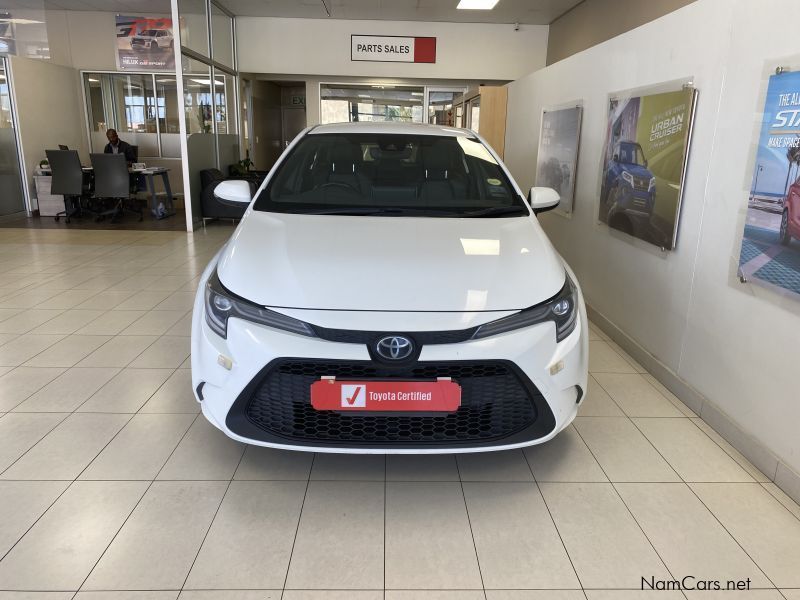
191;122;588;453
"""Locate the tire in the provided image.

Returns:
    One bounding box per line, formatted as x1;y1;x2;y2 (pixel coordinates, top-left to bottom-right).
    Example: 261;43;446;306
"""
779;209;792;246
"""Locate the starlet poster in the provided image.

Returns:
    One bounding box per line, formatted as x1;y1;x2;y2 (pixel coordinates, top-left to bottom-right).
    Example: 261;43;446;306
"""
738;70;800;301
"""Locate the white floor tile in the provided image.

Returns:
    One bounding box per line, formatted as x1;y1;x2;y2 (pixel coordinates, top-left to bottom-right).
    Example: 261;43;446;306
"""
386;454;460;481
1;413;129;480
574;416;680;482
76;335;158;368
385;482;482;589
78;369;174;413
75;311;148;336
691;483;800;587
617;482;771;586
185;481;306;589
15;367;120;412
83;481;227;591
157;417;244;480
309;453;385;481
579;374;624;416
540;482;671;589
80;414;195;480
0;480;68;556
588;340;637;373
0;334;65;367
525;424;608;482
0;412;67;472
129;336;189;369
456;449;534;481
233;445;314;480
0;367;65;412
464;481;580;589
286;481;383;589
0;481;147;590
634;418;754;482
23;335;111;368
138;369;199;413
593;372;684;417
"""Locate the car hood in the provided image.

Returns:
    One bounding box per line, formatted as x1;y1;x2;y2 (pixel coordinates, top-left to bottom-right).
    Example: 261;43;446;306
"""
216;211;566;312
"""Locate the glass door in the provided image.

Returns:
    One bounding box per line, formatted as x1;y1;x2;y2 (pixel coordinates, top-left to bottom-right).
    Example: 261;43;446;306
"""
426;87;465;126
0;58;25;216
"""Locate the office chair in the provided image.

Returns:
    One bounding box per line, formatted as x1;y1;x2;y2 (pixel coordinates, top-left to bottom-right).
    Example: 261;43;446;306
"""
58;144;69;151
90;153;143;222
46;149;86;223
130;145;139;163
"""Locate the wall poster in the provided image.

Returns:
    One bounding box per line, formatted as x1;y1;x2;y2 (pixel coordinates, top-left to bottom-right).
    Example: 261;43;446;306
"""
536;105;582;215
599;85;698;250
738;70;800;300
115;16;175;72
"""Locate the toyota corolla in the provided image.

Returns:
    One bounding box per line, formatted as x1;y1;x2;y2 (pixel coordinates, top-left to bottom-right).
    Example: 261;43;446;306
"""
191;122;588;453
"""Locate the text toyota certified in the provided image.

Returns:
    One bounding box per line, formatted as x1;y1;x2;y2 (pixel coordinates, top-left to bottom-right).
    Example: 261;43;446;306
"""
191;122;588;453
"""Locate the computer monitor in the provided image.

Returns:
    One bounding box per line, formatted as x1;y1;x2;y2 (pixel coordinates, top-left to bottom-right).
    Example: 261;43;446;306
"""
58;144;69;151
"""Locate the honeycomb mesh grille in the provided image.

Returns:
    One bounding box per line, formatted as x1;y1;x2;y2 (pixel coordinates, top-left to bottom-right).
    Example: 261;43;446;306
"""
243;360;539;445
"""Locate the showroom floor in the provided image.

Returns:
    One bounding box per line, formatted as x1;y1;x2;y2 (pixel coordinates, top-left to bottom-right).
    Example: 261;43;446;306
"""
0;228;799;600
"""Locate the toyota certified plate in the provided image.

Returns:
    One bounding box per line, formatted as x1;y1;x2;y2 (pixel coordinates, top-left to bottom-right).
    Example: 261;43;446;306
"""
310;378;461;412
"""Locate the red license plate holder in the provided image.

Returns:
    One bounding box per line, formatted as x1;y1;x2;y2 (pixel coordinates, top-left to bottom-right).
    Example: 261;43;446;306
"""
310;378;461;412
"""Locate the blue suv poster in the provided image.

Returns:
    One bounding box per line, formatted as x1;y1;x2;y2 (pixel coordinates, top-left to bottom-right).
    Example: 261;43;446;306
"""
738;71;800;300
115;16;175;72
599;87;698;250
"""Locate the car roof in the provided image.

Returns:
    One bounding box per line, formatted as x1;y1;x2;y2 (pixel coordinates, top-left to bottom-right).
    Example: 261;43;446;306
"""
308;122;475;137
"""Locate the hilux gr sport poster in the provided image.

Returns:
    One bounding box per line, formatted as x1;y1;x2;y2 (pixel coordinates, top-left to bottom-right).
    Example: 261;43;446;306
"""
115;16;175;72
599;86;698;250
738;70;800;301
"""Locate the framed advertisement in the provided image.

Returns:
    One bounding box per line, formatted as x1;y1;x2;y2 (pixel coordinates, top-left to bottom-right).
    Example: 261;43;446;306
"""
738;69;800;301
536;104;583;216
115;16;175;72
599;85;698;250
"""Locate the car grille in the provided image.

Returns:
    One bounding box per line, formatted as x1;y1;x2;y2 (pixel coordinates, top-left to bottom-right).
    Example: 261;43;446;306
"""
229;359;549;448
633;176;650;191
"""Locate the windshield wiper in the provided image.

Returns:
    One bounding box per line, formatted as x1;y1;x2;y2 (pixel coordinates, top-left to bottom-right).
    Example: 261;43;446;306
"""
461;206;529;218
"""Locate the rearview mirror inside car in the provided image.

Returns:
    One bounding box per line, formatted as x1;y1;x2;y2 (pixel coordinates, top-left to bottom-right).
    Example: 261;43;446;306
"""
528;187;560;214
214;180;252;206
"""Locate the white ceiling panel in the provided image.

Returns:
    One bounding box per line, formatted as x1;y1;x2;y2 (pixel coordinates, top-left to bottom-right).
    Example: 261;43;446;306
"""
11;0;580;24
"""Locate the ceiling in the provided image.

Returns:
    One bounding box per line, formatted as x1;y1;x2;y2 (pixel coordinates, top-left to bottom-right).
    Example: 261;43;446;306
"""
5;0;583;24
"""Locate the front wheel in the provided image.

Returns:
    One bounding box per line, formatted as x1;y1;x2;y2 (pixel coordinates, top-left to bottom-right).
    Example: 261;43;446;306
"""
779;209;792;245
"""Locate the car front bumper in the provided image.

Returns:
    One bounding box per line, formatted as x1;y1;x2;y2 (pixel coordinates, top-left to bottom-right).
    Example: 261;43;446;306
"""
190;273;589;454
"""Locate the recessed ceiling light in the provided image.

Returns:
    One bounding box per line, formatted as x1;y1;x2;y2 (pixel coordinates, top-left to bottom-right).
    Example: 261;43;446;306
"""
456;0;500;9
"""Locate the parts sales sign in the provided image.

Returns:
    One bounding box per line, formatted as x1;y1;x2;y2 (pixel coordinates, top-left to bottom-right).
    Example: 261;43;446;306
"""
351;35;436;63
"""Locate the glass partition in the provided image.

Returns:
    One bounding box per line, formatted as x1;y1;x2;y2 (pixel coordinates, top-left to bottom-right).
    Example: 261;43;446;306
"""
211;4;234;69
182;57;213;135
178;0;209;58
84;72;180;158
0;59;24;216
320;84;424;124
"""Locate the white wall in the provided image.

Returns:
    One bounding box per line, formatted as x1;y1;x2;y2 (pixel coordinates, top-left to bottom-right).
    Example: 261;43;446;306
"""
236;17;548;81
504;0;800;477
8;55;90;211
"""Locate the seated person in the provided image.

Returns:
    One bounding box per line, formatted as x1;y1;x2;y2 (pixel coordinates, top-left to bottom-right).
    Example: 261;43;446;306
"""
104;129;137;164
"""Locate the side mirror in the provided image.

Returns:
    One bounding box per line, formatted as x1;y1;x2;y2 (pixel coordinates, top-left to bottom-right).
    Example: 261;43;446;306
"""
528;186;560;214
612;153;619;162
214;179;252;206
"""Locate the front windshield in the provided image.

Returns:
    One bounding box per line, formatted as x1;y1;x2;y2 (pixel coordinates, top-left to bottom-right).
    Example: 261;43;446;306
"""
618;143;646;166
252;133;528;217
139;29;159;36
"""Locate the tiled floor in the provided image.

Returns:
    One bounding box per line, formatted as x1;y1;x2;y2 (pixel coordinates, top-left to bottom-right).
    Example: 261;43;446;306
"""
0;227;799;599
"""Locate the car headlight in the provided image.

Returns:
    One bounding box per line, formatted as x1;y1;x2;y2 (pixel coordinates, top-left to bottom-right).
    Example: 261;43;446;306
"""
472;273;578;342
649;177;656;191
621;171;634;186
204;269;316;339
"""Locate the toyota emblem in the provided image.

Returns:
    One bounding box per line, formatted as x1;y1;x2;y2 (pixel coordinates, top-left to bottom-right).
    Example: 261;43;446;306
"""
375;335;414;361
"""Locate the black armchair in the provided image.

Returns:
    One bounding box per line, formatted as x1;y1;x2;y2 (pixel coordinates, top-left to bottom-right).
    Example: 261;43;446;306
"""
200;168;253;221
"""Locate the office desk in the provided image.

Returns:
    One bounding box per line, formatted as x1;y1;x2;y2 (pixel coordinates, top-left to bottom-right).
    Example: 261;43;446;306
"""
132;168;175;220
40;166;176;221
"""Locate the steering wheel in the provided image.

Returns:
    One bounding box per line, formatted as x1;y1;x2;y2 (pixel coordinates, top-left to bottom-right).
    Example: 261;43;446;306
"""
318;181;360;194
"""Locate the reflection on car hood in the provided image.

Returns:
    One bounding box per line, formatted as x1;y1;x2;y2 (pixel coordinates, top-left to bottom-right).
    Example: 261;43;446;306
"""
216;211;566;312
621;164;652;178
